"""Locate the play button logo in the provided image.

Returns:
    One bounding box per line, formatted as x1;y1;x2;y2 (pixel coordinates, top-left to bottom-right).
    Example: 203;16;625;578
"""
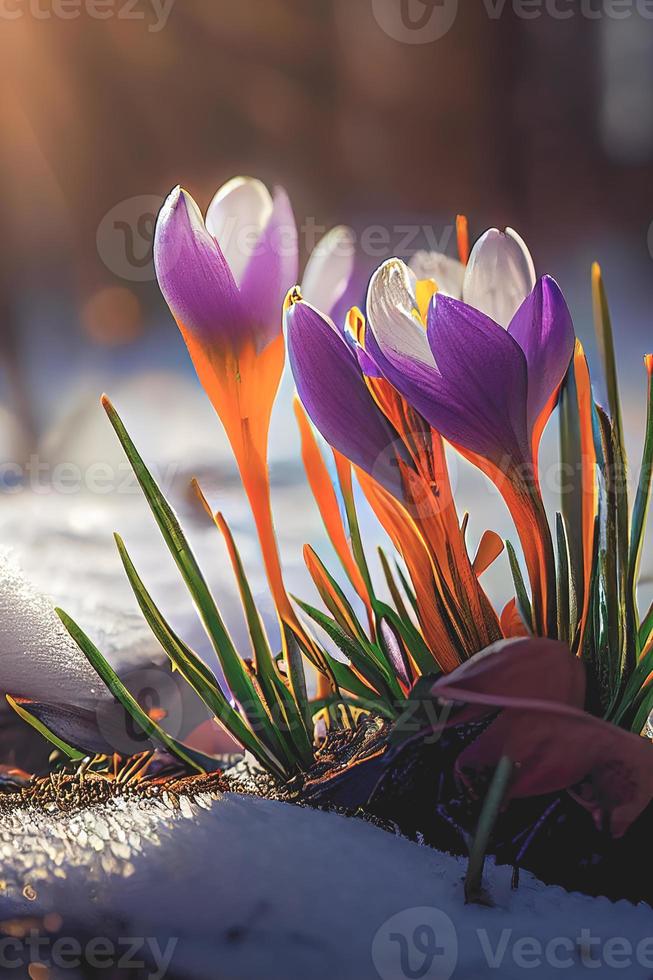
372;0;459;43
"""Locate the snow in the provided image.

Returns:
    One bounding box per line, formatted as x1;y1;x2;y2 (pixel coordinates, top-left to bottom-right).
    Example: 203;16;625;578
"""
0;792;651;979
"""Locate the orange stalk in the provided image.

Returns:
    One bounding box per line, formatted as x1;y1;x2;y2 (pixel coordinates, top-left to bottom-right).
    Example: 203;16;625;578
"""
357;469;463;672
179;326;325;677
293;399;372;617
456;214;470;265
574;340;598;650
456;446;555;635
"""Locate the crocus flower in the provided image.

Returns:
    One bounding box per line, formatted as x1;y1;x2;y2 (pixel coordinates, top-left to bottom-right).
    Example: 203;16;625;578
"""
431;638;653;838
287;292;504;665
365;258;574;633
154;177;300;633
409;226;535;327
154;178;296;473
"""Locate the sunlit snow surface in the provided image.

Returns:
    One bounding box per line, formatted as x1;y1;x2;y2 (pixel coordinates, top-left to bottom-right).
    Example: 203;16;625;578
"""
0;793;651;980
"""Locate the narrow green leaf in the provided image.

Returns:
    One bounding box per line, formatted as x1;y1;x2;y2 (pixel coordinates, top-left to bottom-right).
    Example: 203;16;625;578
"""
592;268;632;677
101;397;273;741
215;512;313;765
114;534;288;777
594;406;626;689
7;696;85;761
394;561;419;616
639;601;653;652
56;608;211;774
334;456;376;606
559;363;585;613
609;642;653;727
311;693;396;721
629;360;653;644
630;685;653;736
592;264;627;477
506;541;533;632
305;546;370;645
378;547;411;622
296;598;402;703
555;513;571;645
465;756;514;904
280;619;315;735
319;649;389;706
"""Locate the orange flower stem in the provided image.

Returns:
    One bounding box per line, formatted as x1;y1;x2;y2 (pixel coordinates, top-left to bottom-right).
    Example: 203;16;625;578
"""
238;450;335;700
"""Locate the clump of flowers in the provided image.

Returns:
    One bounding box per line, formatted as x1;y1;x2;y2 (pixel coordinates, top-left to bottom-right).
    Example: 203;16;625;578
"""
11;177;653;898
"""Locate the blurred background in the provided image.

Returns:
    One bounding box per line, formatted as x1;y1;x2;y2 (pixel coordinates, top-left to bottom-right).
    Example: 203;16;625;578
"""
0;0;651;749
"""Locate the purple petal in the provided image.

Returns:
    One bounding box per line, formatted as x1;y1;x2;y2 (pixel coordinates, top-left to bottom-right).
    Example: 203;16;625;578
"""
379;618;412;687
239;186;298;350
425;294;531;464
508;276;575;434
356;343;384;378
286;301;405;497
154;187;245;347
366;289;531;467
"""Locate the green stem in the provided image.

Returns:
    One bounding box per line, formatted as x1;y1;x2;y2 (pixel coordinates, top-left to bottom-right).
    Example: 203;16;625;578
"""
465;757;514;905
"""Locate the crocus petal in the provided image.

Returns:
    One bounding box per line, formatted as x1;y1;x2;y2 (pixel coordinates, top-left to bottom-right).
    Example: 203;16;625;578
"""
378;617;412;689
356;343;384;378
508;275;575;436
205;176;273;285
238;186;298;350
302;226;356;320
409;250;465;298
287;299;405;497
367;258;435;368
425;294;531;464
366;259;531;467
463;227;536;328
154;186;244;349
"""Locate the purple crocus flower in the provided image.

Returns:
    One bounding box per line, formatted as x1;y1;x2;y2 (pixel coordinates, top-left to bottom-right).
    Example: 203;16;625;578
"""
155;178;298;359
364;256;574;634
365;257;574;475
